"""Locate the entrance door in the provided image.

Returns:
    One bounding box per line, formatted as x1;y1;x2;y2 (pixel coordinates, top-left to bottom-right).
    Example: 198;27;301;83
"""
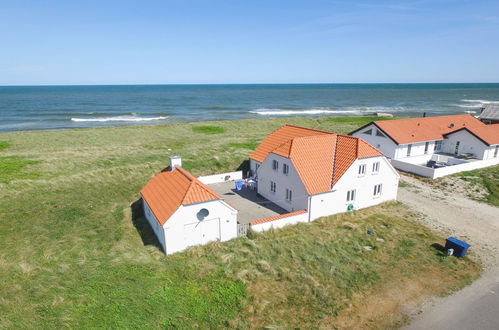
200;218;221;244
454;141;460;155
183;218;221;247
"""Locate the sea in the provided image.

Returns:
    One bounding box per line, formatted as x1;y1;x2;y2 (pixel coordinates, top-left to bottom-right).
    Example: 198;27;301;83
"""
1;83;498;132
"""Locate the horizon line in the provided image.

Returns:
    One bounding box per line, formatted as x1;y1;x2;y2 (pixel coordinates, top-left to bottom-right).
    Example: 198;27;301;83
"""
1;81;499;87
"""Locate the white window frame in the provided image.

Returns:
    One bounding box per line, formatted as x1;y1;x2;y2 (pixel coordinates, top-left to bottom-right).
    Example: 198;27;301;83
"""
372;161;380;174
373;184;382;198
346;189;356;202
358;164;366;176
270;181;276;193
283;163;289;175
272;160;279;171
285;188;292;202
494;145;499;158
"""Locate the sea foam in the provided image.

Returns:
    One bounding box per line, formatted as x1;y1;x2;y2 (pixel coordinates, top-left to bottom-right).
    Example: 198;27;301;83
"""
71;115;168;122
249;108;360;115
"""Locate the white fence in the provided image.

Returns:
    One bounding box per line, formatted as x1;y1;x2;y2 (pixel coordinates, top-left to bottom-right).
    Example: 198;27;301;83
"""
250;210;308;232
391;158;499;179
198;171;243;184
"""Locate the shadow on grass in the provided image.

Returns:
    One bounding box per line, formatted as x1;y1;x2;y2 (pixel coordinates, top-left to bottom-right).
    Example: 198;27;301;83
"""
431;243;447;256
131;198;164;252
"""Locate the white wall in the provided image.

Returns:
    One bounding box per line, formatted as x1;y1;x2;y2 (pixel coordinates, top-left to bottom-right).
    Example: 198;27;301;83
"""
391;157;499;179
198;171;243;184
442;130;489;159
249;159;261;178
257;153;309;213
352;124;398;159
309;156;399;220
161;200;238;255
251;211;309;232
142;199;167;252
394;141;438;160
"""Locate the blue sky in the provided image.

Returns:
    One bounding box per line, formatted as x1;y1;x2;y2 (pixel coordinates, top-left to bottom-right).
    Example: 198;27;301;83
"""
1;0;498;85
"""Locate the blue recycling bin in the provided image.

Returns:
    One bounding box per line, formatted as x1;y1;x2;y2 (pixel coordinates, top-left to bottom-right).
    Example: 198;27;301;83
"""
235;180;244;191
445;237;470;258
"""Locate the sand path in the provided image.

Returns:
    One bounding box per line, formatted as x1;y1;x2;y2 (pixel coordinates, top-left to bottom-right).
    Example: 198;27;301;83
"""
397;175;499;329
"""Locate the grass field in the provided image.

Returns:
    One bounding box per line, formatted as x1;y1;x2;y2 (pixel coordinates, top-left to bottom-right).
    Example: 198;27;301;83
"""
0;116;480;328
457;166;499;206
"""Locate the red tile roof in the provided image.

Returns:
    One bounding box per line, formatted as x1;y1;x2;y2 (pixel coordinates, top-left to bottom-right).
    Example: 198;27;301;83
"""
370;114;497;145
252;125;383;195
140;167;222;225
249;125;332;163
250;210;307;225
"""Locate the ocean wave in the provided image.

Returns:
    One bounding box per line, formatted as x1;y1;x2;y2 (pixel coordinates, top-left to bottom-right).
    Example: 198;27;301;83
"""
464;110;477;114
71;115;168;122
249;108;361;115
461;99;499;104
452;104;483;108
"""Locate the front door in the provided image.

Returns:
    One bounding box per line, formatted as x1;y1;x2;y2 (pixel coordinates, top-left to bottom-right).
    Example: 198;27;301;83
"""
183;218;221;247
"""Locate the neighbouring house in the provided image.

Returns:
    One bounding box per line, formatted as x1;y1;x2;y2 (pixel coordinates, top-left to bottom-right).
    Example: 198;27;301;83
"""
249;125;400;222
350;114;499;179
479;104;499;124
140;156;238;255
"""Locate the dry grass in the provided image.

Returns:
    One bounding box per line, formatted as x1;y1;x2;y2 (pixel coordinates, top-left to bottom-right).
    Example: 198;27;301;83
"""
0;117;481;328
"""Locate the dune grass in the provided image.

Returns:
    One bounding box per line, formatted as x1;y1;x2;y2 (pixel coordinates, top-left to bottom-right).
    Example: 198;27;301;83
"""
0;116;480;328
192;125;226;134
0;141;10;152
458;166;499;206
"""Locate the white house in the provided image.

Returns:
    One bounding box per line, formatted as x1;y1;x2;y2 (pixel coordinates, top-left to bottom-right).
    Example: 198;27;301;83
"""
350;114;499;178
249;125;400;223
140;157;238;255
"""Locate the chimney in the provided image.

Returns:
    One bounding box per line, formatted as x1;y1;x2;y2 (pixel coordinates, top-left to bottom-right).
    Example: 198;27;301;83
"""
423;112;426;118
169;156;182;170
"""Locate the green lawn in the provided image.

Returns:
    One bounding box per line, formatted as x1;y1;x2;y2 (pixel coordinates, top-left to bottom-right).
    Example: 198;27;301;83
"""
0;116;480;328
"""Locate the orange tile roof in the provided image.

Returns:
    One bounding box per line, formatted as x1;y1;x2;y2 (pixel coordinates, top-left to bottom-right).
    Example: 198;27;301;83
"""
371;114;494;145
140;167;222;225
444;125;499;146
249;125;332;163
250;210;307;225
253;125;383;195
285;135;337;195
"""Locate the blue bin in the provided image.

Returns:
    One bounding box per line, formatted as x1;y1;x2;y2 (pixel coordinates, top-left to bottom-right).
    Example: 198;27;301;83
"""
445;237;470;258
235;180;244;191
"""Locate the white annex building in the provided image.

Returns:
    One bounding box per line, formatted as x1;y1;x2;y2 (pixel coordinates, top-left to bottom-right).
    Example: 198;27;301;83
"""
248;125;400;223
140;159;238;255
350;114;499;179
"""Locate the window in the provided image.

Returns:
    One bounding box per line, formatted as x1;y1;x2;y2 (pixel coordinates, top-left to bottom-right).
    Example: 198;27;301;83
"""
272;159;279;171
407;144;412;157
372;161;380;174
346;189;356;202
424;142;430;154
270;181;276;193
373;184;382;197
358;164;366;176
495;145;499;158
434;140;442;151
283;163;289;175
286;188;292;202
375;129;386;138
454;141;460;155
363;129;373;135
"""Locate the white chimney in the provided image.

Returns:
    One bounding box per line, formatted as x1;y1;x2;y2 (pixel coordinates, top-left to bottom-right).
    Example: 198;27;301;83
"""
169;156;182;170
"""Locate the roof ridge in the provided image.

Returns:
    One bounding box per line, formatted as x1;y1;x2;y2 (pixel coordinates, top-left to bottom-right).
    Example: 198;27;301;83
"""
283;124;334;135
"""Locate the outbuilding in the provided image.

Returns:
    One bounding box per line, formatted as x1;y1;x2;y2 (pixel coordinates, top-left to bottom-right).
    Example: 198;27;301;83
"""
140;159;238;255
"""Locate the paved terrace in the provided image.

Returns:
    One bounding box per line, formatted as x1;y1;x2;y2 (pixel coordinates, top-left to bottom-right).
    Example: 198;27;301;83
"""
208;181;288;224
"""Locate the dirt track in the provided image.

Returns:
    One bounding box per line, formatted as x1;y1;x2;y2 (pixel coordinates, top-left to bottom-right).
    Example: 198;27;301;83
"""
398;175;499;329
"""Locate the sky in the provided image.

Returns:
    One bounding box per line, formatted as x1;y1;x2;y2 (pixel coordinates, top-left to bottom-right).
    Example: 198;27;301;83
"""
0;0;498;85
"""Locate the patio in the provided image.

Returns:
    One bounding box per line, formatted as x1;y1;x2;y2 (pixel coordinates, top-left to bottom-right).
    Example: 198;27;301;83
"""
208;181;288;224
